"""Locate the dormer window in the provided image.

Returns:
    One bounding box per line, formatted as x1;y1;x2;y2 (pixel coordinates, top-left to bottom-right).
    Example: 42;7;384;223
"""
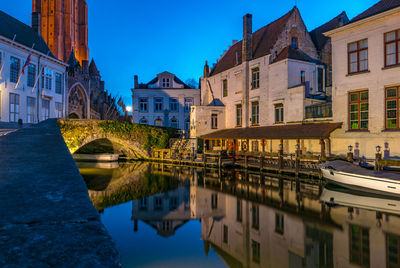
291;37;298;49
162;77;170;88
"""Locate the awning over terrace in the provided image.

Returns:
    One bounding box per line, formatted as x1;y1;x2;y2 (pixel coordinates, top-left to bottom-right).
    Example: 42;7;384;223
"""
201;123;342;140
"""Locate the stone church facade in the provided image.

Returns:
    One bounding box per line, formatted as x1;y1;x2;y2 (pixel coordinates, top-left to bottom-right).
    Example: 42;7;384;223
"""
31;0;119;120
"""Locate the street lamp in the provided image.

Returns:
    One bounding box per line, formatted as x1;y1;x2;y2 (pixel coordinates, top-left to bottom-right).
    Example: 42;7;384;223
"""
126;106;133;123
126;106;132;113
376;145;381;153
348;145;353;152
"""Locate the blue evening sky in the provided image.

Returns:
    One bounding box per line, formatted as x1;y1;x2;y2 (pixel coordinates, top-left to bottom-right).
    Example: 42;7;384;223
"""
2;0;379;105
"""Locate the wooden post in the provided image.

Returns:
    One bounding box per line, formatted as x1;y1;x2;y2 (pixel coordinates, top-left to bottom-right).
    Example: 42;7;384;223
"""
191;147;195;162
295;142;300;176
218;151;222;168
244;154;248;168
320;138;326;159
259;152;263;170
278;141;284;172
203;153;206;166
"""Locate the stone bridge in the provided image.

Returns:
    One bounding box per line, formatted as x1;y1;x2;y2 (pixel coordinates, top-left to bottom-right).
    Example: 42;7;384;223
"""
58;119;176;159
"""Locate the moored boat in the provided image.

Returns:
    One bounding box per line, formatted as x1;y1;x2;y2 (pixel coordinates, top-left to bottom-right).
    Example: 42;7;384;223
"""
320;160;400;196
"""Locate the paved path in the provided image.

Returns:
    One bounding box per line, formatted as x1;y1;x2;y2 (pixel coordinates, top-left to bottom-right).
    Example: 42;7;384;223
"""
0;119;120;267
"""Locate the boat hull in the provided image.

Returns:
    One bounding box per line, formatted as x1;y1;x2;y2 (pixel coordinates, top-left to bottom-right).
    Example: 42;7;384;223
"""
321;168;400;197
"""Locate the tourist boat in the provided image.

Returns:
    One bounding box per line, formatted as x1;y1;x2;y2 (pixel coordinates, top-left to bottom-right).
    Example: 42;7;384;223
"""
73;153;119;162
320;160;400;196
320;184;400;215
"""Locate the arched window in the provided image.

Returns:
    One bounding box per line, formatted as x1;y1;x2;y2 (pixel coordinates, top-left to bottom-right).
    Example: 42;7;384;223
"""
170;117;179;129
139;117;148;125
154;117;163;127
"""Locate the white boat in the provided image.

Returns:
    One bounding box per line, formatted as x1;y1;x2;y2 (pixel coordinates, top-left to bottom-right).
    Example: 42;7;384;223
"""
320;184;400;215
73;153;119;162
320;160;400;196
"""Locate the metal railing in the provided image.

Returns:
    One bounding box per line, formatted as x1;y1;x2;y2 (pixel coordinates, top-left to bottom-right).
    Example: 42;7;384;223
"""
305;103;332;119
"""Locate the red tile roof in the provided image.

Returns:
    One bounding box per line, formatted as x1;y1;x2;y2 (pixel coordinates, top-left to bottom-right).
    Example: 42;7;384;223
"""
350;0;400;24
201;123;342;140
210;7;296;76
310;12;349;50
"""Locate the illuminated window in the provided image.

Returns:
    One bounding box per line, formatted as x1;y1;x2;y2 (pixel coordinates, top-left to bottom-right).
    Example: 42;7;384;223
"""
348;39;368;74
154;117;163;126
386;87;400;129
349;90;368;130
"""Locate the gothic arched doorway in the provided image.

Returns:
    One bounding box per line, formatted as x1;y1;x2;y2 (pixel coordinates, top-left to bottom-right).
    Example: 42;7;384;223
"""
68;85;88;119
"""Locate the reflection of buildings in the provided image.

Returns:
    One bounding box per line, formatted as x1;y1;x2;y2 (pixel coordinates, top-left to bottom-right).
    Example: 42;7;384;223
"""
127;164;400;268
131;186;191;237
32;0;120;120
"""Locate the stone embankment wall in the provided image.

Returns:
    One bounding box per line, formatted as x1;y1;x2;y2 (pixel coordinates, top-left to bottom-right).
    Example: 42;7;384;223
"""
0;119;120;267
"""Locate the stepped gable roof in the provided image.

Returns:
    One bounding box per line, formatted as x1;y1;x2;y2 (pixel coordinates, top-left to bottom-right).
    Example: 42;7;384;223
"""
210;7;296;76
89;59;100;76
272;45;322;64
0;10;56;59
201;123;342;140
310;11;349;50
350;0;400;24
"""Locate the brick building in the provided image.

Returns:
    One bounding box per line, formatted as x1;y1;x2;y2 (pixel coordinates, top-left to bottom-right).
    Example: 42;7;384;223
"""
31;0;120;120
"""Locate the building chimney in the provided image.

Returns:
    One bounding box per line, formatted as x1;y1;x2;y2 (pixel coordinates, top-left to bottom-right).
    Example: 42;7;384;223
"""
31;12;41;34
242;14;253;62
203;61;210;77
134;75;138;89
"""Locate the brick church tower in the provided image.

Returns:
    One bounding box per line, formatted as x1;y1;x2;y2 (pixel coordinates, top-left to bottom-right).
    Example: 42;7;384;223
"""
32;0;89;64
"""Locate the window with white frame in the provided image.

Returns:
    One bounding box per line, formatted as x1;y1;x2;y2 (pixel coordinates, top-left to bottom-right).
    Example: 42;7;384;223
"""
184;98;193;112
9;93;19;122
27;64;36;88
139;98;148;112
27;97;35;123
162;77;170;88
384;29;400;67
348;39;368;74
170;117;178;128
42;68;53;90
10;56;20;83
154;97;163;112
275;104;284;123
251;101;259;125
42;99;50;120
55;73;63;94
169;98;178;112
251;68;260;89
55;102;63;118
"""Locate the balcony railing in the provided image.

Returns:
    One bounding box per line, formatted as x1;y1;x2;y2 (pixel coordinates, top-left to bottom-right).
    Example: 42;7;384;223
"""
305;103;332;119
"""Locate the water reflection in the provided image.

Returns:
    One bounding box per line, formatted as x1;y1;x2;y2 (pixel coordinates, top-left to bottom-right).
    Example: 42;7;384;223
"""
79;162;400;268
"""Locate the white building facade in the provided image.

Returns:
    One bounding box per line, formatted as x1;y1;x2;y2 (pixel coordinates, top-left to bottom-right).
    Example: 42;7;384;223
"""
0;11;67;124
132;71;200;134
191;8;346;155
326;0;400;158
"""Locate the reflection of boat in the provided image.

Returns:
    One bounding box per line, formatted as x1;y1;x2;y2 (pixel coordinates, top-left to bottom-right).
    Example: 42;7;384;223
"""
320;160;400;196
321;184;400;215
76;161;120;169
73;153;119;162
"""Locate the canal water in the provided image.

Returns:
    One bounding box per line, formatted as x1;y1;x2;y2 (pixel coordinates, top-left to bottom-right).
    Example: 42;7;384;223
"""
78;161;400;268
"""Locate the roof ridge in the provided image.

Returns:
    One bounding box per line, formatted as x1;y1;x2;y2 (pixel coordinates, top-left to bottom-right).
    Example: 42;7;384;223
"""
310;11;348;33
350;0;400;23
